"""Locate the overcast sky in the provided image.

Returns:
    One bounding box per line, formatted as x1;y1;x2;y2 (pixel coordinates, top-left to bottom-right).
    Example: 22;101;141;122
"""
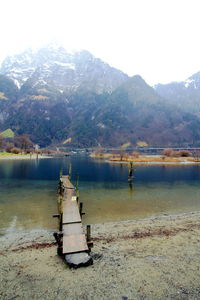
0;0;200;85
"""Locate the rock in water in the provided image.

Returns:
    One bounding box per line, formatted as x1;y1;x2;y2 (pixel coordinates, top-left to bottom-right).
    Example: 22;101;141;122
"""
65;252;93;268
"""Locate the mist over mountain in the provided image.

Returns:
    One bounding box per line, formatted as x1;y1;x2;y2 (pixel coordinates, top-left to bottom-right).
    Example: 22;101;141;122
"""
0;45;128;94
1;45;200;147
155;72;200;113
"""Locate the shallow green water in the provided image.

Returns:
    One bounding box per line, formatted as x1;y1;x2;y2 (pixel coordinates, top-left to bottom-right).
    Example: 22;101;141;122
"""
0;157;200;234
81;180;200;224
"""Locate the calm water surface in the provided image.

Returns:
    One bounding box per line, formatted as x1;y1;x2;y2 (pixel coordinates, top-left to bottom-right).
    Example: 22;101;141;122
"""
0;156;200;234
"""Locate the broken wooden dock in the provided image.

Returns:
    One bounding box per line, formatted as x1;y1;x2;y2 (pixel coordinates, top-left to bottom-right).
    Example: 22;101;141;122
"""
53;175;93;268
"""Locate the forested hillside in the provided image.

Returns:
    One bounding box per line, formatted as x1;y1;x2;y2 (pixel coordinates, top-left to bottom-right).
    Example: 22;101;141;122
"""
1;45;200;147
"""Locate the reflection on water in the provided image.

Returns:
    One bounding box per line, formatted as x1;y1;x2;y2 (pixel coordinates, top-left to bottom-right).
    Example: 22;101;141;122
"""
81;180;200;224
0;157;200;233
0;178;58;233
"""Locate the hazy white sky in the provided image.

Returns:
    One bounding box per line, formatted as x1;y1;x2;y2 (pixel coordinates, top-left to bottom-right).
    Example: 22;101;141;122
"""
0;0;200;85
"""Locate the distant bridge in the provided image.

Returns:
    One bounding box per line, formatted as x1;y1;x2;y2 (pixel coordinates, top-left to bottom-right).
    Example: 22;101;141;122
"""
58;146;200;154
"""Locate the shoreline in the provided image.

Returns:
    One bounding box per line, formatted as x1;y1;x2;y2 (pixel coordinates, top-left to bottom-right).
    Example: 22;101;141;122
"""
0;154;53;160
1;209;199;242
91;153;200;165
90;155;200;165
1;211;200;299
107;159;200;165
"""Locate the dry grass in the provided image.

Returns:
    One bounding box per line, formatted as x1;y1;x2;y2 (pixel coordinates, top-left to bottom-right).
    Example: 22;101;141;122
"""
90;152;200;163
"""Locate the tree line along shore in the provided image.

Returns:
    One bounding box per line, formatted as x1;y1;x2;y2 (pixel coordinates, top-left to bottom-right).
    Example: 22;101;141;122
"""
0;134;58;158
90;148;200;163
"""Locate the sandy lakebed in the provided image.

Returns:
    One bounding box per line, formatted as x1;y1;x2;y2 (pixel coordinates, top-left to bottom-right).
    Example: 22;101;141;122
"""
0;212;200;300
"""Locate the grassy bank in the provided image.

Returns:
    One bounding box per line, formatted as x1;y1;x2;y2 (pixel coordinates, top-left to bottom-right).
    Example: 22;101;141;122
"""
0;152;30;156
0;152;51;160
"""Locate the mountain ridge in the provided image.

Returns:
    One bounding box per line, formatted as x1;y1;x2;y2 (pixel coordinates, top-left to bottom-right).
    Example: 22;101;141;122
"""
1;46;200;147
154;71;200;113
0;46;128;94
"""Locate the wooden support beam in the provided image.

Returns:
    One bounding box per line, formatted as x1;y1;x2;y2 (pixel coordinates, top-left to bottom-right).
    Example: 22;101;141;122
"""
79;202;83;215
86;225;91;242
59;214;63;232
53;232;63;246
86;225;93;252
87;241;94;250
52;214;60;218
62;221;82;225
79;202;85;217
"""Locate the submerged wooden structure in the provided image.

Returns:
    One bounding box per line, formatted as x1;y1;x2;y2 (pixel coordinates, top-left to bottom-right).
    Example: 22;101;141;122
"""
53;175;93;268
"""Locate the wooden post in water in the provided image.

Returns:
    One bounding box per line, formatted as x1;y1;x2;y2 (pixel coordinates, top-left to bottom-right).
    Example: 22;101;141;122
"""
76;174;79;202
79;202;83;216
68;163;72;180
79;202;85;217
59;168;63;179
128;162;133;182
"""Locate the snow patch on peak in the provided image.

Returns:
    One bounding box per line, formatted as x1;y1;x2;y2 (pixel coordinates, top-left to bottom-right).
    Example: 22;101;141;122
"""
97;122;106;129
54;61;75;70
0;45;128;94
184;79;195;88
13;79;20;89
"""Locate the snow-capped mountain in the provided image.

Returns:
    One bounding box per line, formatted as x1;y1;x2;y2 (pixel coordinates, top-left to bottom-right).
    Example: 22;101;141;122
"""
0;45;128;94
185;72;200;89
1;45;200;148
154;71;200;113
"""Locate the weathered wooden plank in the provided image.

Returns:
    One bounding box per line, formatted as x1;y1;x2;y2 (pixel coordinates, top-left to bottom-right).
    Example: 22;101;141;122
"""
62;175;75;189
63;234;88;254
62;207;81;224
63;195;77;207
63;223;84;236
62;189;74;201
62;196;81;224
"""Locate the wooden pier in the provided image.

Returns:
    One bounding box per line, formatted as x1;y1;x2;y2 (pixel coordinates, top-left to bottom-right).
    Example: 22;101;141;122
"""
53;175;93;268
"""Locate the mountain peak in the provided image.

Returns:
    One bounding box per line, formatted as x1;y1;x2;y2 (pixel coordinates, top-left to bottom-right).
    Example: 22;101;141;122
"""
0;46;128;93
117;73;159;104
188;71;200;83
155;69;200;113
131;74;145;81
44;42;82;54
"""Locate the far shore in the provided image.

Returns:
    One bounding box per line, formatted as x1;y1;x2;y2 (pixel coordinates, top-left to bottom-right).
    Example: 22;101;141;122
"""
0;211;200;299
90;152;200;165
0;153;52;160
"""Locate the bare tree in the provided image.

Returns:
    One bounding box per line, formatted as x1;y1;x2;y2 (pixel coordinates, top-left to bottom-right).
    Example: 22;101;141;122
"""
193;150;200;161
0;135;4;150
15;135;33;152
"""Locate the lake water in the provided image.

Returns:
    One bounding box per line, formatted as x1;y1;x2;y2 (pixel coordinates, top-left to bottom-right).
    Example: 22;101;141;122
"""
0;156;200;235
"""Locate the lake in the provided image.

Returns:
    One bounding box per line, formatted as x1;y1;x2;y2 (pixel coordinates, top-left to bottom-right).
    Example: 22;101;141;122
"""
0;156;200;235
